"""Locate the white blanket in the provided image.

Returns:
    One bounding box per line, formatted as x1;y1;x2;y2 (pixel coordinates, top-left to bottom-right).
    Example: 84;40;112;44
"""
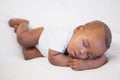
0;0;120;80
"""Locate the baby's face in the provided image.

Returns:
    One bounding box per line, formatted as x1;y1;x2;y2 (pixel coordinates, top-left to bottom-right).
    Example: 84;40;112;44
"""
67;26;107;59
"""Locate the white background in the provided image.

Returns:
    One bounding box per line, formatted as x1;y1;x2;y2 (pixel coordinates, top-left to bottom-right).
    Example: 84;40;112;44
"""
0;0;120;80
0;0;120;32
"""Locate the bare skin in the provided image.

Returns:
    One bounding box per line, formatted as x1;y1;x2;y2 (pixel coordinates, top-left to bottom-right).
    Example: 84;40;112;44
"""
48;23;108;70
9;18;108;71
9;18;44;60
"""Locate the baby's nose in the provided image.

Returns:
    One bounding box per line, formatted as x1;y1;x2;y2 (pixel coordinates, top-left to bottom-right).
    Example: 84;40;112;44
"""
79;49;88;59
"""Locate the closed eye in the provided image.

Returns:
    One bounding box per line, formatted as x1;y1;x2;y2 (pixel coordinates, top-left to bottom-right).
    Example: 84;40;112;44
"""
83;40;86;47
83;40;89;48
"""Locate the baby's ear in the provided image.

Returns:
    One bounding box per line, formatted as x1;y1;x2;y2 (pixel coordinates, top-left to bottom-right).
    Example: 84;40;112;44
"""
73;25;84;33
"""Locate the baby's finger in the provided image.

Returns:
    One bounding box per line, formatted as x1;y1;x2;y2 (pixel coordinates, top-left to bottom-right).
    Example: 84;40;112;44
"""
69;59;74;63
72;59;78;63
68;61;72;66
71;65;79;71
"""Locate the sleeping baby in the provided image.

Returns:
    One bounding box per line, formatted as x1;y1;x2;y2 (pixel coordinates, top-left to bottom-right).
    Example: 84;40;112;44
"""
8;18;112;71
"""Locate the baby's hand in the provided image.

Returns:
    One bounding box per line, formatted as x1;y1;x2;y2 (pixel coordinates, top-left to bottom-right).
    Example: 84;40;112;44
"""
68;59;89;71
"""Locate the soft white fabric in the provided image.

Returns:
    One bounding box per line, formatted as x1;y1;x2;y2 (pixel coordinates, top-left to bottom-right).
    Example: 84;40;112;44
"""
0;0;120;80
36;26;73;57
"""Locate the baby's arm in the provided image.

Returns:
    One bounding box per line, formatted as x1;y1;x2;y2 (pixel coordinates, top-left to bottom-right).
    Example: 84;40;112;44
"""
48;49;72;67
69;55;108;71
